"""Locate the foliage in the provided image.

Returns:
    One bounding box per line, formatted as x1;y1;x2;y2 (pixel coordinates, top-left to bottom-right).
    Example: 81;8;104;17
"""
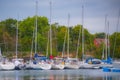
110;32;120;59
0;17;120;59
95;32;105;39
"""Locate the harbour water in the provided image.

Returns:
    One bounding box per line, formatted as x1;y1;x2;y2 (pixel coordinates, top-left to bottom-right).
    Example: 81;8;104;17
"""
0;69;120;80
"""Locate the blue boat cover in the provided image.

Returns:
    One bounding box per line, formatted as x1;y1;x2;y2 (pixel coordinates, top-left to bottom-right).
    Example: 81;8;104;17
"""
34;53;48;61
102;57;113;64
103;67;111;72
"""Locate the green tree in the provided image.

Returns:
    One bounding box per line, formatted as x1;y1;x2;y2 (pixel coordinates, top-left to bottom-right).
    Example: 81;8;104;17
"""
0;19;17;52
57;26;67;52
19;16;49;54
110;32;120;58
95;32;105;39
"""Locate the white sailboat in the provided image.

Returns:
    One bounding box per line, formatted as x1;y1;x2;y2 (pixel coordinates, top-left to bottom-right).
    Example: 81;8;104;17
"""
64;14;79;69
65;58;79;69
0;48;15;70
26;59;51;70
50;1;65;69
78;5;98;69
0;60;15;70
99;15;113;68
12;15;25;70
26;1;51;70
38;1;52;70
51;57;65;70
25;1;39;70
88;16;113;69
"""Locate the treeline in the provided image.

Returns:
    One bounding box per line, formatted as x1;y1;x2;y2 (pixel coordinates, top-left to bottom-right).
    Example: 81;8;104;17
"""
0;16;120;59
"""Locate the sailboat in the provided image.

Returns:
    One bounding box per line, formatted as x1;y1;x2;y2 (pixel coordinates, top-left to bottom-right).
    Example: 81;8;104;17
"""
25;1;41;70
99;16;113;68
64;14;79;69
0;47;15;70
48;1;64;70
37;1;52;70
88;16;113;69
26;1;51;70
12;15;25;70
78;5;99;69
51;58;65;70
65;58;79;69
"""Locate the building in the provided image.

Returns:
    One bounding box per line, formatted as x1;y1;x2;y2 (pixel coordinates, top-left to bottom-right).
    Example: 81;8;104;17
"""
94;38;105;47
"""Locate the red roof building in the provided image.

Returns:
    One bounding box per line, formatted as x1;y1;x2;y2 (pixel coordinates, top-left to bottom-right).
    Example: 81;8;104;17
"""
94;38;105;47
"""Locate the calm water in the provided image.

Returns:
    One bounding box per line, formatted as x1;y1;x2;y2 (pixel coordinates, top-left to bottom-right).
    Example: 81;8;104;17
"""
0;69;120;80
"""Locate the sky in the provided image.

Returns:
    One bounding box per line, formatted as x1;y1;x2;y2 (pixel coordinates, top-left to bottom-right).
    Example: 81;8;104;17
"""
0;0;120;34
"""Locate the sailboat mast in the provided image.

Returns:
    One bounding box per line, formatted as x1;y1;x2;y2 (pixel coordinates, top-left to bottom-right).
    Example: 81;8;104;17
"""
35;1;38;54
30;30;34;59
50;1;52;56
105;15;108;60
62;29;67;57
67;14;70;58
82;5;84;61
107;21;110;57
76;26;81;59
16;15;19;59
46;31;50;57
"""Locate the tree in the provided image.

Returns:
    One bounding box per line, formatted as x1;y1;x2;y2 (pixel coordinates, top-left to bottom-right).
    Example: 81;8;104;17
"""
0;19;17;52
95;32;105;39
110;32;120;58
57;26;67;52
19;16;49;53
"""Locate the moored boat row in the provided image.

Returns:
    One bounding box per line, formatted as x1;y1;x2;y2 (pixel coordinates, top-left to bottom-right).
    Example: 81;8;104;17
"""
0;55;117;71
0;1;119;72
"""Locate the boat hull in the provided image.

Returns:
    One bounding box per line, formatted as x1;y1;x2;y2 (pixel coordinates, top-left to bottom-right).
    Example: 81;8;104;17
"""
52;64;64;70
0;62;15;70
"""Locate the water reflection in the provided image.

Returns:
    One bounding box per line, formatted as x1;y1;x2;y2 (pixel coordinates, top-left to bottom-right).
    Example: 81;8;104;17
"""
103;73;120;80
0;69;120;80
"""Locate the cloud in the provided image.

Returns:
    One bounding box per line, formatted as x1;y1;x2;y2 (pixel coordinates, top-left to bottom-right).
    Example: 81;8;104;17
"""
0;0;120;34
